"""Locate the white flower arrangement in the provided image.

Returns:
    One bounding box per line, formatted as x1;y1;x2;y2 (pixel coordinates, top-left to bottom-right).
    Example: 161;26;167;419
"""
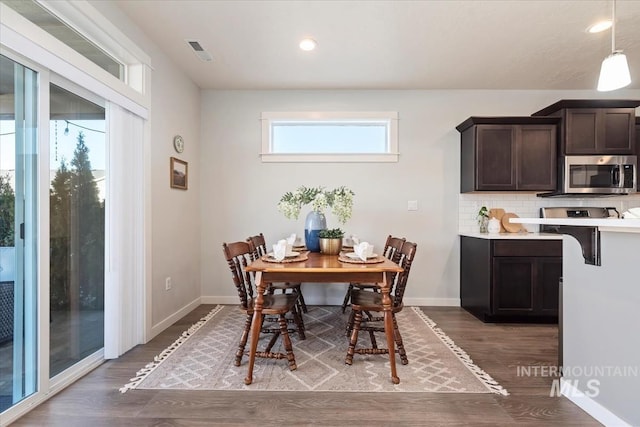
278;186;355;224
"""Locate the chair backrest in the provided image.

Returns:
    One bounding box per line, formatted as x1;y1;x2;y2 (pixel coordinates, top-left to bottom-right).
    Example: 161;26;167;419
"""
392;240;417;307
247;233;268;260
222;241;256;310
382;235;406;263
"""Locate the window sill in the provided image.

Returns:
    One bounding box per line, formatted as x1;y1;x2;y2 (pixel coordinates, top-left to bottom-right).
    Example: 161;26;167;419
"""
260;153;399;163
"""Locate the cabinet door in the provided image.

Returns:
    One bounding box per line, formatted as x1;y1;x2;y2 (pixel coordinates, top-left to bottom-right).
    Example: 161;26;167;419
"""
565;109;598;154
476;125;516;190
492;257;534;315
537;258;562;316
517;125;557;190
565;108;635;154
601;109;635;154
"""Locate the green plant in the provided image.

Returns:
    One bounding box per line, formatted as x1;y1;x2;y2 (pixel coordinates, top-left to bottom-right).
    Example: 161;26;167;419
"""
318;228;345;239
477;206;489;224
278;186;355;224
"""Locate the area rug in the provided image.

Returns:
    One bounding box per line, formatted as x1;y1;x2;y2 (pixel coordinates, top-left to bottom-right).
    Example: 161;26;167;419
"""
120;306;507;395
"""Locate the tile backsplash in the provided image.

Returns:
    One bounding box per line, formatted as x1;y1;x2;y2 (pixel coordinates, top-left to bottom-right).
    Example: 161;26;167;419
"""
459;193;640;233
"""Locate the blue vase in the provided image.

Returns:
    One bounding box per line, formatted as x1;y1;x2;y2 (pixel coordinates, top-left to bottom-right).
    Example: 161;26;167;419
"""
304;210;327;252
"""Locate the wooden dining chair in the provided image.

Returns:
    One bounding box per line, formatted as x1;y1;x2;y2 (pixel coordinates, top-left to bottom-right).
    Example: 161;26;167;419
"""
222;240;305;370
247;233;308;313
340;235;406;313
345;240;417;366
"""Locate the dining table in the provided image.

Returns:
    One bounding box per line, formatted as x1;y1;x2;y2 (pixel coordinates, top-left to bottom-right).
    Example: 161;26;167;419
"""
244;251;404;385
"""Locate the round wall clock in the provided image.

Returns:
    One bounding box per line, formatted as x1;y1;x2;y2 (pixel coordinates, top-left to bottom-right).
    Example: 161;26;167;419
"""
173;135;185;153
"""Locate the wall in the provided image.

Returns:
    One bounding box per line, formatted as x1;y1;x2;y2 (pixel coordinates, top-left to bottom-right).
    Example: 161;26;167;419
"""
88;2;202;332
200;89;640;306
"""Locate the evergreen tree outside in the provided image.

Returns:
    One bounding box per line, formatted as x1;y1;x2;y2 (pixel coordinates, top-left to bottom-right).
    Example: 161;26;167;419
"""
49;160;72;309
50;131;104;311
0;174;14;247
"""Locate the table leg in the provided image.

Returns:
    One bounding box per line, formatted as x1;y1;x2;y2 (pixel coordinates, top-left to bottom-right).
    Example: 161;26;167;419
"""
381;273;399;384
245;271;265;385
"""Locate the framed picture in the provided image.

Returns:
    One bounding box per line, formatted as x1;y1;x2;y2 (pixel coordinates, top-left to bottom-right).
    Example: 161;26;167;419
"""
170;157;188;190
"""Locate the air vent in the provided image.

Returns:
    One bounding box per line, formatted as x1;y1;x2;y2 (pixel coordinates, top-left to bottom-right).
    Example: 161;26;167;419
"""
185;39;213;62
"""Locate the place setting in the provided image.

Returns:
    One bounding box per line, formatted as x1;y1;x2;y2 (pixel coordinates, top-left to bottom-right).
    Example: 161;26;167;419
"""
262;234;308;263
339;241;384;264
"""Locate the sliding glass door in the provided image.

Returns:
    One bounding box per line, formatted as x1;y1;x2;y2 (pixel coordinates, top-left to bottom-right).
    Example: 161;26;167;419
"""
0;54;106;415
0;54;38;412
49;83;105;377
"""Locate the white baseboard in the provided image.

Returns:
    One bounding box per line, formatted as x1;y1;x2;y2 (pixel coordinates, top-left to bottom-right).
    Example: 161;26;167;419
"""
148;296;202;340
561;379;631;427
200;295;460;307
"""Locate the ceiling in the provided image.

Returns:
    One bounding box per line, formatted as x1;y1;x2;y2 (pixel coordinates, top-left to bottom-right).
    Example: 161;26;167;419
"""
113;0;640;91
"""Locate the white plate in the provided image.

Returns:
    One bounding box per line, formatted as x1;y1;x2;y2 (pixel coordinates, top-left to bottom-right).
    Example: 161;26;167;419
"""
268;251;300;258
345;252;378;260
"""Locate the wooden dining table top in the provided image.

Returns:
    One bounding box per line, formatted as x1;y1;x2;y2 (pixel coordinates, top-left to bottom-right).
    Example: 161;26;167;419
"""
246;251;403;274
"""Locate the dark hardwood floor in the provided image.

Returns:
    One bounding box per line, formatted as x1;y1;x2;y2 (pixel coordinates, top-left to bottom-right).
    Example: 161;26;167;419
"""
12;305;599;426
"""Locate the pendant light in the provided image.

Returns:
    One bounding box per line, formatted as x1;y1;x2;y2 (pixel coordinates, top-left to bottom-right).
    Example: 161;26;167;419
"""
597;0;631;91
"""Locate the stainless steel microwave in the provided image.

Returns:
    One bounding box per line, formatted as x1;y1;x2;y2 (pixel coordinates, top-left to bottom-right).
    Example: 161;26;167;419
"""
560;155;637;195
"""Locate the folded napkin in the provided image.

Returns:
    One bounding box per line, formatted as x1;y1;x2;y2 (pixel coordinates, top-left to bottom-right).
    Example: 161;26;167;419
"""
351;235;360;246
272;239;287;261
354;242;373;261
286;233;297;252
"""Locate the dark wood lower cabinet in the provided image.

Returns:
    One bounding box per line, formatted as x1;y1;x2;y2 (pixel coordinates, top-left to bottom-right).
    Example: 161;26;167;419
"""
461;236;561;323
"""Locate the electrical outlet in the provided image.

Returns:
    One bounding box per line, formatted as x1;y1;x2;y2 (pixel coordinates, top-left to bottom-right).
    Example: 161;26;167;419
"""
165;277;172;291
407;200;418;211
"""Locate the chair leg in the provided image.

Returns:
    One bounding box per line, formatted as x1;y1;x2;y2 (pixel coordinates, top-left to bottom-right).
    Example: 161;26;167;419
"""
278;314;297;371
341;284;354;313
392;314;408;365
292;304;306;340
235;314;253;366
360;311;378;349
345;309;355;336
345;310;362;365
264;330;281;353
297;289;308;313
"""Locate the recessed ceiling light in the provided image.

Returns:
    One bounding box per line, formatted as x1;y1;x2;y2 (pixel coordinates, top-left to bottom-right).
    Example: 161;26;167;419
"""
587;20;612;33
299;38;317;51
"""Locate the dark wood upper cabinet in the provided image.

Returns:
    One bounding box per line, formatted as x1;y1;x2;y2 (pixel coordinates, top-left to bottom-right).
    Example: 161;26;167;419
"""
457;117;558;192
532;100;640;155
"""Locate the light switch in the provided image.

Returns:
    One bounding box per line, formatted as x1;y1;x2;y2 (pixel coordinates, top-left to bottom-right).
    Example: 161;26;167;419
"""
407;200;418;211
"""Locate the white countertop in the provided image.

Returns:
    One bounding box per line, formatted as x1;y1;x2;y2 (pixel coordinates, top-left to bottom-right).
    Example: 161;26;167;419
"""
509;217;640;233
459;232;563;240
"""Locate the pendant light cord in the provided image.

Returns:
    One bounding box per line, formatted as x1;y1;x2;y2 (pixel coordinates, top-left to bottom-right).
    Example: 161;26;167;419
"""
611;0;616;53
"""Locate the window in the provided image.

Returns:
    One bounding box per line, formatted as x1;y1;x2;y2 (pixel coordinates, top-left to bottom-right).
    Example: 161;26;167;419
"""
261;112;399;162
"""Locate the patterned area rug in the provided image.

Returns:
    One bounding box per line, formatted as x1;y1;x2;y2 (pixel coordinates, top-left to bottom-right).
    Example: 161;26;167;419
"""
120;306;507;394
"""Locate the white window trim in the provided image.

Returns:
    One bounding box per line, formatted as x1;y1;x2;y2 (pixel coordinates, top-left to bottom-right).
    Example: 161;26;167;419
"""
1;2;150;114
261;111;399;162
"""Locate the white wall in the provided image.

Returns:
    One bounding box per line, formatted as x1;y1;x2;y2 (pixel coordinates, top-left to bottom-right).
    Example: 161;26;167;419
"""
89;2;202;330
200;89;640;306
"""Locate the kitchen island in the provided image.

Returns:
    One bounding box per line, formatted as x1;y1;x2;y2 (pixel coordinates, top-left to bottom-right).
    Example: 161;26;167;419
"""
511;217;640;427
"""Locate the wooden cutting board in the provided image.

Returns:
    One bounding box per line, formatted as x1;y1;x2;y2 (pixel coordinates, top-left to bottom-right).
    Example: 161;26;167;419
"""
502;212;524;233
489;208;507;232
